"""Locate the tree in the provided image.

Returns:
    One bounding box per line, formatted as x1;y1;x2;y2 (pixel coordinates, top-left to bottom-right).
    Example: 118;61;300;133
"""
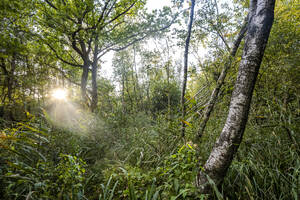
181;0;195;137
112;50;133;113
37;0;175;111
197;16;248;138
0;0;47;119
196;0;276;193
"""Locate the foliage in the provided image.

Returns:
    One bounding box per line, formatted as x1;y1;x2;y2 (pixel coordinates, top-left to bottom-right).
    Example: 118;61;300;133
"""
150;81;181;114
0;121;87;199
223;126;300;200
102;144;206;199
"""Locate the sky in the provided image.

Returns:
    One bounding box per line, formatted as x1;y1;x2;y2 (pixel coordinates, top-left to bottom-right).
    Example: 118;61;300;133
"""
146;0;173;11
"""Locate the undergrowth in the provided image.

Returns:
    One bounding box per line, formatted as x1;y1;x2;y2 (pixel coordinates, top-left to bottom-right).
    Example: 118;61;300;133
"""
0;107;299;199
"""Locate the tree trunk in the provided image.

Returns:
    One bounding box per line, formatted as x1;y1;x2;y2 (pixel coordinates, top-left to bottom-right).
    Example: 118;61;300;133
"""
166;61;171;121
131;47;138;111
197;17;248;138
7;53;16;104
91;40;99;113
181;0;195;137
91;62;98;112
121;72;126;113
0;58;8;103
81;60;89;104
133;46;142;111
196;0;275;193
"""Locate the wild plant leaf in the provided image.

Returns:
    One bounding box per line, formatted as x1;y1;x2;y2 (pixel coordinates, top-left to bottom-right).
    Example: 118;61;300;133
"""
109;181;118;200
17;123;47;136
151;190;160;200
206;174;223;200
180;120;192;127
171;189;189;200
173;178;179;193
129;182;137;200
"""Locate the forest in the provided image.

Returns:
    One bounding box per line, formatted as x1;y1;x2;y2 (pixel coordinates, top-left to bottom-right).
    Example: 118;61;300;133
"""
0;0;299;199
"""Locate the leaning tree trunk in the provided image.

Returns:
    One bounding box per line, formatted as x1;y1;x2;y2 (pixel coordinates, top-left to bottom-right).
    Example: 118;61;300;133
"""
197;17;248;138
196;0;275;193
181;0;195;137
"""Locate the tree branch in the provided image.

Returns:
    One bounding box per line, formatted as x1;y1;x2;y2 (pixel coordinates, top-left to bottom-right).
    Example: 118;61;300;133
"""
44;0;57;10
100;1;136;31
45;43;82;68
97;13;178;60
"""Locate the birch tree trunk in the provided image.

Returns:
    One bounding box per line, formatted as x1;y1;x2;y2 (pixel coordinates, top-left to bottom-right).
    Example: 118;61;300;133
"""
196;0;275;193
181;0;195;137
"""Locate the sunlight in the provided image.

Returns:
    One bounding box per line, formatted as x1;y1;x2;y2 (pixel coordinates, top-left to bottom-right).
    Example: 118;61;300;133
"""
51;88;67;100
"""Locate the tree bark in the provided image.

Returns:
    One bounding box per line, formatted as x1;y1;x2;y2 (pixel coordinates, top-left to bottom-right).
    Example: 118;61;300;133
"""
91;62;98;112
81;60;89;104
196;0;275;193
181;0;195;137
0;58;7;104
91;40;99;113
6;53;16;104
197;17;248;138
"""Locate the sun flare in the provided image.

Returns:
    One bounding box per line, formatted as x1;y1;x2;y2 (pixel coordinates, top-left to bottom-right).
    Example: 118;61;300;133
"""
52;88;67;100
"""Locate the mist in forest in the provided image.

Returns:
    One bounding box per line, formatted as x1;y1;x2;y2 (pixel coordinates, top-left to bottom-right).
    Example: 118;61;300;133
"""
46;99;98;136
